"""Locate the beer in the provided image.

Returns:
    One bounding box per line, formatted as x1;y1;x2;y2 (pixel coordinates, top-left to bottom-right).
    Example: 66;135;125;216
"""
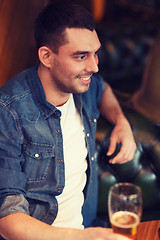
110;211;139;240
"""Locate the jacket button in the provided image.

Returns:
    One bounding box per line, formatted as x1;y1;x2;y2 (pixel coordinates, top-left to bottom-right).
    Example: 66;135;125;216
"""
59;159;63;163
34;153;39;158
56;130;60;134
54;203;57;208
57;188;61;192
87;133;90;137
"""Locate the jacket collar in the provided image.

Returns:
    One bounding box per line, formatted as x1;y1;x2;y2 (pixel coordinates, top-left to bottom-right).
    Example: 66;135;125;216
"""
29;65;82;119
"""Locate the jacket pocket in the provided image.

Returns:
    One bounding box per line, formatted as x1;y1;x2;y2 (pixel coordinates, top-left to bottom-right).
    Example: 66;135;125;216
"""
22;141;55;182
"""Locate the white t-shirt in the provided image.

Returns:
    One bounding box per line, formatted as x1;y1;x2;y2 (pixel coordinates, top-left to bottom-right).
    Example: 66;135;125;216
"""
52;94;88;229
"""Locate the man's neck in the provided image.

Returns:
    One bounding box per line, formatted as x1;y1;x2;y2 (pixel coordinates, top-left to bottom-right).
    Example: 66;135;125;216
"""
47;96;71;107
37;64;71;107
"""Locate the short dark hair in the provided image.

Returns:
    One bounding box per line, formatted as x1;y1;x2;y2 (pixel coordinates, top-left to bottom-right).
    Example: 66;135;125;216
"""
34;1;95;53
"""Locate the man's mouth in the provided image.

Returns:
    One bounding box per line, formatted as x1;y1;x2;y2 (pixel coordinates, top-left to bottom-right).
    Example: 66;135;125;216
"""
79;76;91;80
77;75;92;84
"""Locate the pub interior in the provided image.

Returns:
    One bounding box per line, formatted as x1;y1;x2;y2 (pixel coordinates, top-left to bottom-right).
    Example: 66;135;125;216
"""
0;0;160;226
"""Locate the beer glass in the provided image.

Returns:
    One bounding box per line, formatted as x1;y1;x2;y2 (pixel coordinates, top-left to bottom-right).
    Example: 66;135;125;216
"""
108;182;142;240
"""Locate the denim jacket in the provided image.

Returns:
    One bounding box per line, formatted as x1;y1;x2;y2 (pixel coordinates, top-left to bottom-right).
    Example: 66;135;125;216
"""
0;66;105;232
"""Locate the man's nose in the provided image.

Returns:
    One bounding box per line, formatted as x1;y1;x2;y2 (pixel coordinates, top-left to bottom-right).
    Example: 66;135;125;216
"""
85;55;99;73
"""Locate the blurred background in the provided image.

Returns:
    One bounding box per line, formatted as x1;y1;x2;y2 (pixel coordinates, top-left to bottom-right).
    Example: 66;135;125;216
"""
0;0;160;95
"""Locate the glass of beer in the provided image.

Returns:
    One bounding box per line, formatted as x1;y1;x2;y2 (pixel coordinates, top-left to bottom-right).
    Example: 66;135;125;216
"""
108;182;142;240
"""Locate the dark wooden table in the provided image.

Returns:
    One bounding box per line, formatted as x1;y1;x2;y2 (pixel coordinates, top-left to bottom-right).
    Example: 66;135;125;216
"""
137;220;160;240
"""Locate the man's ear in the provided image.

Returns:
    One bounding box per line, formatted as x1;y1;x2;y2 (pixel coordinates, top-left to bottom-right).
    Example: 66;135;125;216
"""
38;46;53;68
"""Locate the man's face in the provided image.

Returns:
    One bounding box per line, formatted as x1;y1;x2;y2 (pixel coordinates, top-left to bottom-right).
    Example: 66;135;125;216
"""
49;28;101;95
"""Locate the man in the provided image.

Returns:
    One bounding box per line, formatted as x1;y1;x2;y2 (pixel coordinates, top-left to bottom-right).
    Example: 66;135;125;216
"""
0;1;136;239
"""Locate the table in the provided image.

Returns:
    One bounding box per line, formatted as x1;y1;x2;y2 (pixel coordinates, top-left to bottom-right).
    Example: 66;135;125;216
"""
137;220;160;240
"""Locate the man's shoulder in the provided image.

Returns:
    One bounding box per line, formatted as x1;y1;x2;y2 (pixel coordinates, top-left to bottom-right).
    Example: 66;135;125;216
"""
90;73;105;90
84;73;105;95
0;66;37;104
81;73;106;108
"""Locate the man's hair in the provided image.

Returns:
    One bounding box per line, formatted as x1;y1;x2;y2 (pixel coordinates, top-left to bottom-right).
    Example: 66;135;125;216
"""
34;1;95;53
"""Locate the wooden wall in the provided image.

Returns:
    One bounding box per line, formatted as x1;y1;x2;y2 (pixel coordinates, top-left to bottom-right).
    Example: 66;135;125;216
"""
0;0;48;86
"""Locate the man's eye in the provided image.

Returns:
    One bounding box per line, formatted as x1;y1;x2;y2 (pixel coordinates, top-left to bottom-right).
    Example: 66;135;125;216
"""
77;55;85;60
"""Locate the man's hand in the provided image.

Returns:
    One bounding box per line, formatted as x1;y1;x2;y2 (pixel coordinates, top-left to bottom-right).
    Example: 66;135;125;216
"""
99;83;136;165
107;114;137;164
82;227;131;240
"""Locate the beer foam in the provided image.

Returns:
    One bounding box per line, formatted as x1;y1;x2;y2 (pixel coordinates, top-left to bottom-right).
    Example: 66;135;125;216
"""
111;211;139;229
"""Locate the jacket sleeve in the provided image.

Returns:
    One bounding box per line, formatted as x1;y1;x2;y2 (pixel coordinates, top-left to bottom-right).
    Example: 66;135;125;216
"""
0;103;28;219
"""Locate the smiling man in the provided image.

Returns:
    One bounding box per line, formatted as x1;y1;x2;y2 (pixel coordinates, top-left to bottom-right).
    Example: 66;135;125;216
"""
0;1;136;240
38;28;101;106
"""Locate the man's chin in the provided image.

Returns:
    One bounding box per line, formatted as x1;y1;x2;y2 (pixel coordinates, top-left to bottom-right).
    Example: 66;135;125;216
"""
70;86;89;94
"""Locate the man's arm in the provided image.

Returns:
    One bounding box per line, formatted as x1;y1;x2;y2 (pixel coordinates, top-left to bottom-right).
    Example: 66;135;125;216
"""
99;83;137;164
0;212;130;240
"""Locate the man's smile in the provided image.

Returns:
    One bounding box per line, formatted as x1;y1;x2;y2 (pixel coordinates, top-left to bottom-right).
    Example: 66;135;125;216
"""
77;74;92;84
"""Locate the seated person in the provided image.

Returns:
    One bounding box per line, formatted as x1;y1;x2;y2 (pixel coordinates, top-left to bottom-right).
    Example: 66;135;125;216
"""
0;1;136;239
